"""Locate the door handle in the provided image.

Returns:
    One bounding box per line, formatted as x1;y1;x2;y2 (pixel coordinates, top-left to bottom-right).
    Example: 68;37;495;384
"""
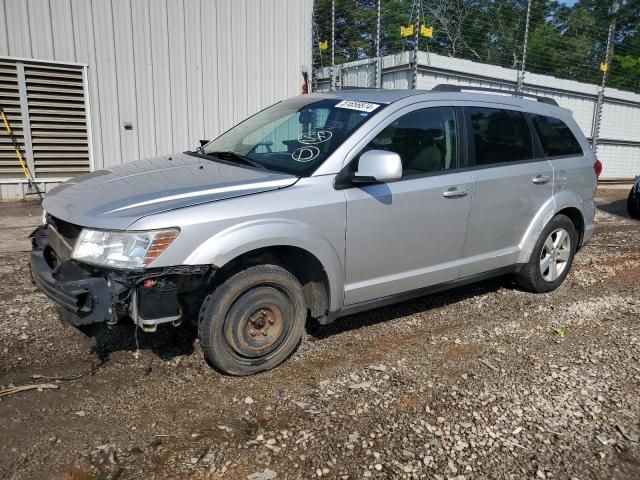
442;187;469;198
532;174;550;184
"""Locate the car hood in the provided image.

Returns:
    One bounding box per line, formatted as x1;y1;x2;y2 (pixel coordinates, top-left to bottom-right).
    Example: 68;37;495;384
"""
43;152;298;230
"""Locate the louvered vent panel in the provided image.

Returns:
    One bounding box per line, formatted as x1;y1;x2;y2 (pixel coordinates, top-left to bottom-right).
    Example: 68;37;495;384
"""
24;64;90;177
0;62;25;177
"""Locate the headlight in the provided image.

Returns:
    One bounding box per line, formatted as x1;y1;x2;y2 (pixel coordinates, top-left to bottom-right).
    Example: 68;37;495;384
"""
72;228;179;269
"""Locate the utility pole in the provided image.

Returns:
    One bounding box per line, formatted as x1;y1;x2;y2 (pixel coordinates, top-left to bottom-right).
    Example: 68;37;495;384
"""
591;0;619;153
375;0;381;88
331;0;336;90
412;0;420;89
516;0;532;93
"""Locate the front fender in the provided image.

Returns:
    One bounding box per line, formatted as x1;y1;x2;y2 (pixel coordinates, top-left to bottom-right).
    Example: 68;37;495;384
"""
185;218;345;311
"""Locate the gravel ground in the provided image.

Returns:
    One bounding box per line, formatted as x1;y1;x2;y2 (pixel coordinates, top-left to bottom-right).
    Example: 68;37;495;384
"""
0;188;639;480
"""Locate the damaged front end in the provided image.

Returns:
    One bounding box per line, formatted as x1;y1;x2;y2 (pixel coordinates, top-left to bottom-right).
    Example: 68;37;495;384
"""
30;218;213;333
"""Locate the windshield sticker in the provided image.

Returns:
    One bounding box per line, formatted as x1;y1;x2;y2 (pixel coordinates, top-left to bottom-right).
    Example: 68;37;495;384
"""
291;146;320;163
335;100;380;113
299;130;333;145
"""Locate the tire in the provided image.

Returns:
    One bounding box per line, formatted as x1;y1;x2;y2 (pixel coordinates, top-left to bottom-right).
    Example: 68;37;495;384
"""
627;187;640;219
198;264;306;376
515;214;577;293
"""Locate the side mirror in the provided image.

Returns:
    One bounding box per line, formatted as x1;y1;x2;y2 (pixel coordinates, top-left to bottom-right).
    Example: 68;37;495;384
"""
353;150;402;183
199;139;210;147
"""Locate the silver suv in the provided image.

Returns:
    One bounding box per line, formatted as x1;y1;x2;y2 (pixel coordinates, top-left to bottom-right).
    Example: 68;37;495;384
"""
31;86;599;375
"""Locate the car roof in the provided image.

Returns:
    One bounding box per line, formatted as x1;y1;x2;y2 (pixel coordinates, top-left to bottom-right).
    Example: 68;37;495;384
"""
310;89;427;104
310;88;566;114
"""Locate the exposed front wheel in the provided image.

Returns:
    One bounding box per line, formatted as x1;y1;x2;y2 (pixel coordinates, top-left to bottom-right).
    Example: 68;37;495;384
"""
515;214;577;293
198;264;306;375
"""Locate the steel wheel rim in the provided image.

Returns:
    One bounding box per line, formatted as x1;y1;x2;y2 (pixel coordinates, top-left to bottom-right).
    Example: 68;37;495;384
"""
539;228;571;282
223;285;291;360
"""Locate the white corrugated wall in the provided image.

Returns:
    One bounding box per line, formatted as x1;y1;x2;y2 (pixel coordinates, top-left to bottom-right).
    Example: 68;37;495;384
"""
0;0;312;199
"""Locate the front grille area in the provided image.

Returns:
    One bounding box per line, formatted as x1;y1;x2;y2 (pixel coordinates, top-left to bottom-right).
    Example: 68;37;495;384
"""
48;216;82;248
46;216;82;264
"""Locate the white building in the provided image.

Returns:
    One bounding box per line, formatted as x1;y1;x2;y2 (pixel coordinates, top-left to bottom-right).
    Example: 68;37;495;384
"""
0;0;313;200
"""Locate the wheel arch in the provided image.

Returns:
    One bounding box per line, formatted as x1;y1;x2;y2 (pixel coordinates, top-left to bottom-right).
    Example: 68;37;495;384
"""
185;219;344;313
212;245;332;322
518;192;587;264
555;206;585;250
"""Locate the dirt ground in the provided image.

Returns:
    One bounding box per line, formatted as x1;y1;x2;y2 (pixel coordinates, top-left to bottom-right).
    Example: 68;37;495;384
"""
0;187;638;480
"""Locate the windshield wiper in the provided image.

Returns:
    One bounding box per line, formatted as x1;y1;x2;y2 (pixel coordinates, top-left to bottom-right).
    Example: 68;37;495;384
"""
205;151;266;170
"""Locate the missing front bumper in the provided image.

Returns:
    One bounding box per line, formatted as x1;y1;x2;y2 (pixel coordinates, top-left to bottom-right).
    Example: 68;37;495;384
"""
30;225;212;331
31;227;114;326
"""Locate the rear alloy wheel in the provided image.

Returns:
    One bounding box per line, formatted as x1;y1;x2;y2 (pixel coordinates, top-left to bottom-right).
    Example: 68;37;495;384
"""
515;214;577;293
539;228;572;282
198;264;306;375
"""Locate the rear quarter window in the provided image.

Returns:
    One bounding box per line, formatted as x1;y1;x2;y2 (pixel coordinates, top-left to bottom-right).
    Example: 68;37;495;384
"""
530;115;583;158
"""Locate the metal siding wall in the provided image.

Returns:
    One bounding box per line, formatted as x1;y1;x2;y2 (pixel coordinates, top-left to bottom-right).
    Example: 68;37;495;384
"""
598;144;640;180
167;0;189;152
49;0;77;60
216;0;234;133
28;0;55;59
231;0;248;125
0;3;8;54
5;0;31;57
246;0;262;118
273;0;286;106
0;0;313;199
70;0;103;169
340;61;377;88
382;70;410;89
113;0;139;164
600;101;640;142
91;0;120;169
184;0;205;144
260;0;276;111
201;0;221;139
131;0;156;160
149;0;173;157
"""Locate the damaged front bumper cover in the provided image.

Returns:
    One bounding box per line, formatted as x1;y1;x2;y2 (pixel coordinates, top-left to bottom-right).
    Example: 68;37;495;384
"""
30;225;211;332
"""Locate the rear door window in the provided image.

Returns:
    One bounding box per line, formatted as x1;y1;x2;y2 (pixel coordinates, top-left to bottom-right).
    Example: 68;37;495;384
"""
466;107;533;166
530;115;583;157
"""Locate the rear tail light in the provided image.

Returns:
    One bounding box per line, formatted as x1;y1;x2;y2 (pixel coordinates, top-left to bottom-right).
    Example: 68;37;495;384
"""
594;159;603;179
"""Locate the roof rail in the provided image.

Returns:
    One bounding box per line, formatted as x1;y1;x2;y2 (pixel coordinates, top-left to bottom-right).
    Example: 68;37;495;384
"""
431;84;559;106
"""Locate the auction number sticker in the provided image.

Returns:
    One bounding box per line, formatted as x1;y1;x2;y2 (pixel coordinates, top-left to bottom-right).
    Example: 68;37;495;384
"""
334;100;380;113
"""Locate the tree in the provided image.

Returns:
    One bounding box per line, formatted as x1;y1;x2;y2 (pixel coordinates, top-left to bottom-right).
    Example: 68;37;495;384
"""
312;0;640;93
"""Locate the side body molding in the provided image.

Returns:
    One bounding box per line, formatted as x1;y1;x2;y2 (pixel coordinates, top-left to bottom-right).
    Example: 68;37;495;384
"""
185;218;346;312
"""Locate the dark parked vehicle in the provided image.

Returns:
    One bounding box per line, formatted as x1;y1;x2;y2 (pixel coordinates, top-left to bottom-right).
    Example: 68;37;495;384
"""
628;176;640;219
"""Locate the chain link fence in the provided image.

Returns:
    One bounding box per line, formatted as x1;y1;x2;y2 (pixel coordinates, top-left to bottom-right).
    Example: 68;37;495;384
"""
312;0;638;93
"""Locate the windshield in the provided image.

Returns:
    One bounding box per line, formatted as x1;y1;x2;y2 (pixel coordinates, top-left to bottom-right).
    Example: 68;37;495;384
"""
202;97;382;176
